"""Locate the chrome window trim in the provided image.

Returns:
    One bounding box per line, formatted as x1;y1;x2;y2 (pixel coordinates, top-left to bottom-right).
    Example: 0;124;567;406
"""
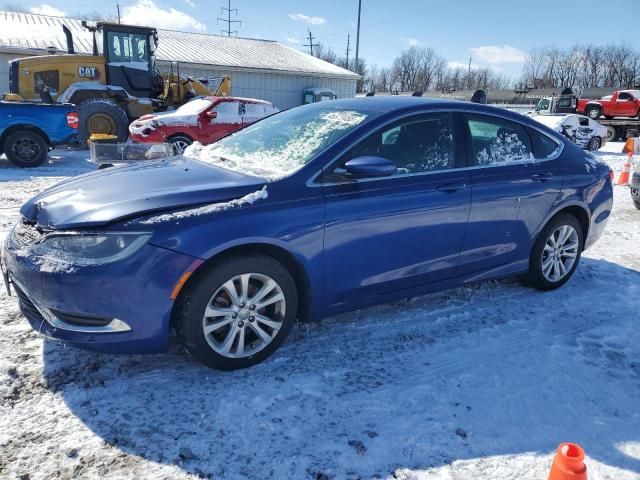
306;107;565;188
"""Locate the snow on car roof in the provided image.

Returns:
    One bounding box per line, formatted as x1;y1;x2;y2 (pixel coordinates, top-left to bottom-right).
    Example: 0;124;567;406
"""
532;115;566;129
0;11;359;80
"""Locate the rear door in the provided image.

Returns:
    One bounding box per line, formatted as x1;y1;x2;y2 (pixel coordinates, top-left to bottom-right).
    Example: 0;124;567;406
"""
322;112;472;308
458;113;563;275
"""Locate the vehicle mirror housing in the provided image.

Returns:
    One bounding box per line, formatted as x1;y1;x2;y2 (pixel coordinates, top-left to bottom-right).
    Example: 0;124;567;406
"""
344;156;396;178
205;110;218;119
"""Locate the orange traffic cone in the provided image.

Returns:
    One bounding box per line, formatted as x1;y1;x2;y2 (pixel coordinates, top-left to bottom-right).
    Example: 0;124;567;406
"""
548;443;587;480
616;153;632;186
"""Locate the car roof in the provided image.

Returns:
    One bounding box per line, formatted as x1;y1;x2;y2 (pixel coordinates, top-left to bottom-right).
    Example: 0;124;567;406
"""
326;96;538;125
204;96;273;105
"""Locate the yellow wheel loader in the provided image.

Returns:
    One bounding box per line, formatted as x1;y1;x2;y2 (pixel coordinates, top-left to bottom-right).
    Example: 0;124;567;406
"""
8;22;231;142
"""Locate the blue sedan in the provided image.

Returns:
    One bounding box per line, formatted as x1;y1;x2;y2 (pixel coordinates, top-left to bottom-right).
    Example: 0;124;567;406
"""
1;97;613;369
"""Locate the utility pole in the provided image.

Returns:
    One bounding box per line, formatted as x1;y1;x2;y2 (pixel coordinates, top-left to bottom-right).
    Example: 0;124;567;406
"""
116;2;121;23
467;56;472;89
217;0;241;37
354;0;362;73
345;33;350;69
304;30;319;56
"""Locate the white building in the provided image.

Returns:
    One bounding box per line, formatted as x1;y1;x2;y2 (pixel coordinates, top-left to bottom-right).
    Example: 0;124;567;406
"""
0;11;359;109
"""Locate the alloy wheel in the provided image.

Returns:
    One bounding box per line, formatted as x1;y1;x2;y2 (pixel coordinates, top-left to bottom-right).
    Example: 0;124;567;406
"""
202;273;286;358
171;139;191;155
11;138;40;162
541;225;579;282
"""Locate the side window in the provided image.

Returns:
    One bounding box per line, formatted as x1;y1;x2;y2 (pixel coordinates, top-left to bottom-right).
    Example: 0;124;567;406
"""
578;117;589;127
107;32;149;64
466;115;532;166
328;113;456;180
213;101;241;122
537;99;550;111
618;92;631;101
527;127;560;159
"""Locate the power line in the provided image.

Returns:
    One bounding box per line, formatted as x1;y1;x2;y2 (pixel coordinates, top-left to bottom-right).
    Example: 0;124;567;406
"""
303;30;319;56
217;0;241;37
354;0;362;73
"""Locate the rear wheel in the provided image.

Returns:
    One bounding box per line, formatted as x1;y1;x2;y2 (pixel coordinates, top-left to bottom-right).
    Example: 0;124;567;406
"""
176;255;298;370
78;99;129;144
587;136;602;151
168;135;193;155
586;106;601;120
605;126;618;142
3;130;48;167
634;200;640;210
523;214;584;290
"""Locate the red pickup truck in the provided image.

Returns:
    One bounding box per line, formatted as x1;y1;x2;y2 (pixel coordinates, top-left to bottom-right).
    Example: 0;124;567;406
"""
578;89;640;120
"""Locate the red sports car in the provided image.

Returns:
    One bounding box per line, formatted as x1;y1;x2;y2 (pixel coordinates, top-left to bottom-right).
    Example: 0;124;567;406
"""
129;96;279;154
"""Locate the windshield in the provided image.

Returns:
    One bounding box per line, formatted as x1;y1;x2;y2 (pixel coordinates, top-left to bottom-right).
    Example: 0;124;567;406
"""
176;98;213;116
184;105;373;179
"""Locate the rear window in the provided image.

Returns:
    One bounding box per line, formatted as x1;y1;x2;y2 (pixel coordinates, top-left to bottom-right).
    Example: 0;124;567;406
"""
466;114;533;166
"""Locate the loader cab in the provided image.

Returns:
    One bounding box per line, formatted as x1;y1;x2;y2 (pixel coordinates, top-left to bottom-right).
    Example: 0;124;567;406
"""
99;23;162;98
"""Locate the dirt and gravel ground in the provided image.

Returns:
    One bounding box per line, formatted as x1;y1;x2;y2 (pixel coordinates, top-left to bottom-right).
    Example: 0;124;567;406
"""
0;146;639;480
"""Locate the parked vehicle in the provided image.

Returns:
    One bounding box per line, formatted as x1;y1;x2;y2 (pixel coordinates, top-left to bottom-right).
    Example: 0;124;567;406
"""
129;96;279;154
632;162;640;210
303;88;337;104
0;100;79;167
1;98;613;370
577;90;640;120
9;21;231;142
532;93;640;141
533;114;607;151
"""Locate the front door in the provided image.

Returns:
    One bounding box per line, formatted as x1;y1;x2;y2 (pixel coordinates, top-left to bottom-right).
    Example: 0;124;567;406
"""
321;112;471;309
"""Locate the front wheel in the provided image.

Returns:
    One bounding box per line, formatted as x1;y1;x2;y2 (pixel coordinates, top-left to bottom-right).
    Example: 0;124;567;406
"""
176;255;298;370
3;130;48;167
523;214;584;290
587;136;602;151
168;135;193;155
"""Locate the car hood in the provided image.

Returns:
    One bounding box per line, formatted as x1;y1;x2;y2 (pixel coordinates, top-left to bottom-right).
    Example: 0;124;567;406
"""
20;156;267;229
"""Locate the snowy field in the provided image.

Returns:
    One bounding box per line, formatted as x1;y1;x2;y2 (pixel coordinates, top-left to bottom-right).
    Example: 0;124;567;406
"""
0;144;639;480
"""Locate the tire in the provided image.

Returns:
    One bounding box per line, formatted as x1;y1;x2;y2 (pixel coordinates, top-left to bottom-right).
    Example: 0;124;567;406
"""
168;135;193;155
587;136;602;152
176;255;298;370
585;106;601;120
3;130;48;167
634;200;640;210
605;126;618;142
523;213;584;291
78;99;129;145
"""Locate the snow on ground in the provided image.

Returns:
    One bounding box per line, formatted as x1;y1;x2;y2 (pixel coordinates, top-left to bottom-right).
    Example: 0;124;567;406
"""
0;145;639;480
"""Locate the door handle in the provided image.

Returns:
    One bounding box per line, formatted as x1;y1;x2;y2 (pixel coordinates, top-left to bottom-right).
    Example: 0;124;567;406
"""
436;182;465;193
532;172;554;182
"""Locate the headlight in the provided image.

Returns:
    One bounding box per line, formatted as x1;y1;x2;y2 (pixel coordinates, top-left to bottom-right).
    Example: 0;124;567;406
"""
31;232;152;266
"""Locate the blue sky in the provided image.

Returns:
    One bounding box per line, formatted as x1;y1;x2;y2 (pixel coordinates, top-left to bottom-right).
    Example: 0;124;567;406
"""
23;0;638;80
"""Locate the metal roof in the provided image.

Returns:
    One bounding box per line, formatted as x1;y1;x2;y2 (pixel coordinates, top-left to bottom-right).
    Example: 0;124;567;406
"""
0;10;359;80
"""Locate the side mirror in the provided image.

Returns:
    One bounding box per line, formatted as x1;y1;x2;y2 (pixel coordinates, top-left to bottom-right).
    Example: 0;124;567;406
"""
205;110;218;119
344;156;396;178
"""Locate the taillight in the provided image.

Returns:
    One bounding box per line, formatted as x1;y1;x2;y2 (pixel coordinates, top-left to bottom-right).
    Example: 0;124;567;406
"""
66;112;79;129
